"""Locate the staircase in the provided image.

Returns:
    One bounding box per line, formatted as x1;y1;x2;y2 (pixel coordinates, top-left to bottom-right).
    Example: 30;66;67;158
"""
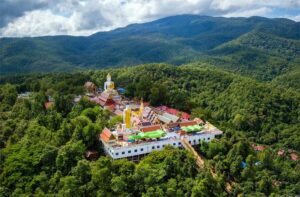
180;138;204;168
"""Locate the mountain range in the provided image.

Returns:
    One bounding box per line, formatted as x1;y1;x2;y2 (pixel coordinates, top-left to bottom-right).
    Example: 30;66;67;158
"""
0;15;299;86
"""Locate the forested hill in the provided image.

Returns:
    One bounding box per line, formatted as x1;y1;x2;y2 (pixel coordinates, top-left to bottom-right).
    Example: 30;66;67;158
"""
1;15;299;83
0;64;299;196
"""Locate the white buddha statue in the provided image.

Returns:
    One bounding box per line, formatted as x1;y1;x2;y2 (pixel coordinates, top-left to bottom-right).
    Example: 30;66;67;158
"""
103;73;118;96
104;73;115;91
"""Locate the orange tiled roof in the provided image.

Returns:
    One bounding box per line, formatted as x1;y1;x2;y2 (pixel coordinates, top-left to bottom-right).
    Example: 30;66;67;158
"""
179;121;197;127
100;128;115;142
140;125;161;132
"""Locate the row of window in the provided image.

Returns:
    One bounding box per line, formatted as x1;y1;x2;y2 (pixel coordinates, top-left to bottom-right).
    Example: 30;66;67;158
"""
113;137;212;156
115;148;144;156
151;142;180;150
188;137;210;144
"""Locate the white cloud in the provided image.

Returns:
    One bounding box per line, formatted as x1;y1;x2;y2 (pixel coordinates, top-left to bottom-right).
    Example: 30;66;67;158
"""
223;7;272;17
0;0;299;37
281;14;300;22
0;10;83;37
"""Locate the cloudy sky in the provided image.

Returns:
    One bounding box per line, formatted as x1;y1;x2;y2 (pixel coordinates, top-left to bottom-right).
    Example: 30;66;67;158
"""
0;0;299;37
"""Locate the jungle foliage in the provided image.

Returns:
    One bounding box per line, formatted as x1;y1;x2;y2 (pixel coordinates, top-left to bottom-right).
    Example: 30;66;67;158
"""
0;64;299;196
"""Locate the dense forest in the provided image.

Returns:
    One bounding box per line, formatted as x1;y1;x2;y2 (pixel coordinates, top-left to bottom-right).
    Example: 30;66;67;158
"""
0;64;299;196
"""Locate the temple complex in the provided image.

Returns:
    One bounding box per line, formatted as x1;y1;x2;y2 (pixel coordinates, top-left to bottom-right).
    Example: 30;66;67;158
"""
85;74;223;160
88;74;122;108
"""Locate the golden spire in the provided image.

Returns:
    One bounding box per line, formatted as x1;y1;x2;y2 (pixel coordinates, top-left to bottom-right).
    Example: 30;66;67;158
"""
139;98;144;118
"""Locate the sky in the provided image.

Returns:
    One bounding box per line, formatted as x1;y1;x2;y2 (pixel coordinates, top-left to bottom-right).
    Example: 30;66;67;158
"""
0;0;299;37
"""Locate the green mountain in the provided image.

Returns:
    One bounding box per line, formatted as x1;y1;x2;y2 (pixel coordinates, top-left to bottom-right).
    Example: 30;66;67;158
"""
1;15;299;83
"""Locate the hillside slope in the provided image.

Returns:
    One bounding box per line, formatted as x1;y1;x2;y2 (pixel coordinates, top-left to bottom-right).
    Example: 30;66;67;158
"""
0;64;299;195
204;31;300;80
1;15;299;81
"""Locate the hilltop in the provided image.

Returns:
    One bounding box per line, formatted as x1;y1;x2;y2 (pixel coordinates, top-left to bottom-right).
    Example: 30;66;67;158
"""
1;15;299;85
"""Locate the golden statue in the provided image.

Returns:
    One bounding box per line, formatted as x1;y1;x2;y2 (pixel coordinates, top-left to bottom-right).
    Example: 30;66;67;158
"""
139;99;144;119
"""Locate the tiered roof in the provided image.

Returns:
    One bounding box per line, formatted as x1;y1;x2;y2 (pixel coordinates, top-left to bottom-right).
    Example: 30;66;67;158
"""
100;128;116;142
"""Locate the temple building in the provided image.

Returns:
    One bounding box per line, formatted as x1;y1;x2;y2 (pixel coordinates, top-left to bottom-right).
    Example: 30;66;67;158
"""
82;73;223;160
99;95;222;161
84;81;97;95
90;73;122;108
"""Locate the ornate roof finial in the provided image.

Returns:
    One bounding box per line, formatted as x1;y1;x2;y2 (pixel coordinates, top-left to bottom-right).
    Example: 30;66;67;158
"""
107;73;111;81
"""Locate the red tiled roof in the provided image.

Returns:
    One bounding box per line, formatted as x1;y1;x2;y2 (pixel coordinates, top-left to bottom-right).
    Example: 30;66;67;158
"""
166;108;178;115
181;112;191;120
179;121;197;127
107;104;116;111
140;125;161;132
100;128;115;142
91;94;115;106
143;102;150;107
291;153;299;161
100;92;110;99
252;144;265;151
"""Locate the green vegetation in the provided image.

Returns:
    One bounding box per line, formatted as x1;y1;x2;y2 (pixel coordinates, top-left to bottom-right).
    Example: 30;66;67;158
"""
1;15;299;90
0;63;299;196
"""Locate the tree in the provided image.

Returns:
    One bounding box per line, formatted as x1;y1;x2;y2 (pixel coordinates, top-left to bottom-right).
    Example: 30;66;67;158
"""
258;176;272;195
54;94;73;117
56;141;85;175
72;160;91;184
58;176;82;197
0;84;18;111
